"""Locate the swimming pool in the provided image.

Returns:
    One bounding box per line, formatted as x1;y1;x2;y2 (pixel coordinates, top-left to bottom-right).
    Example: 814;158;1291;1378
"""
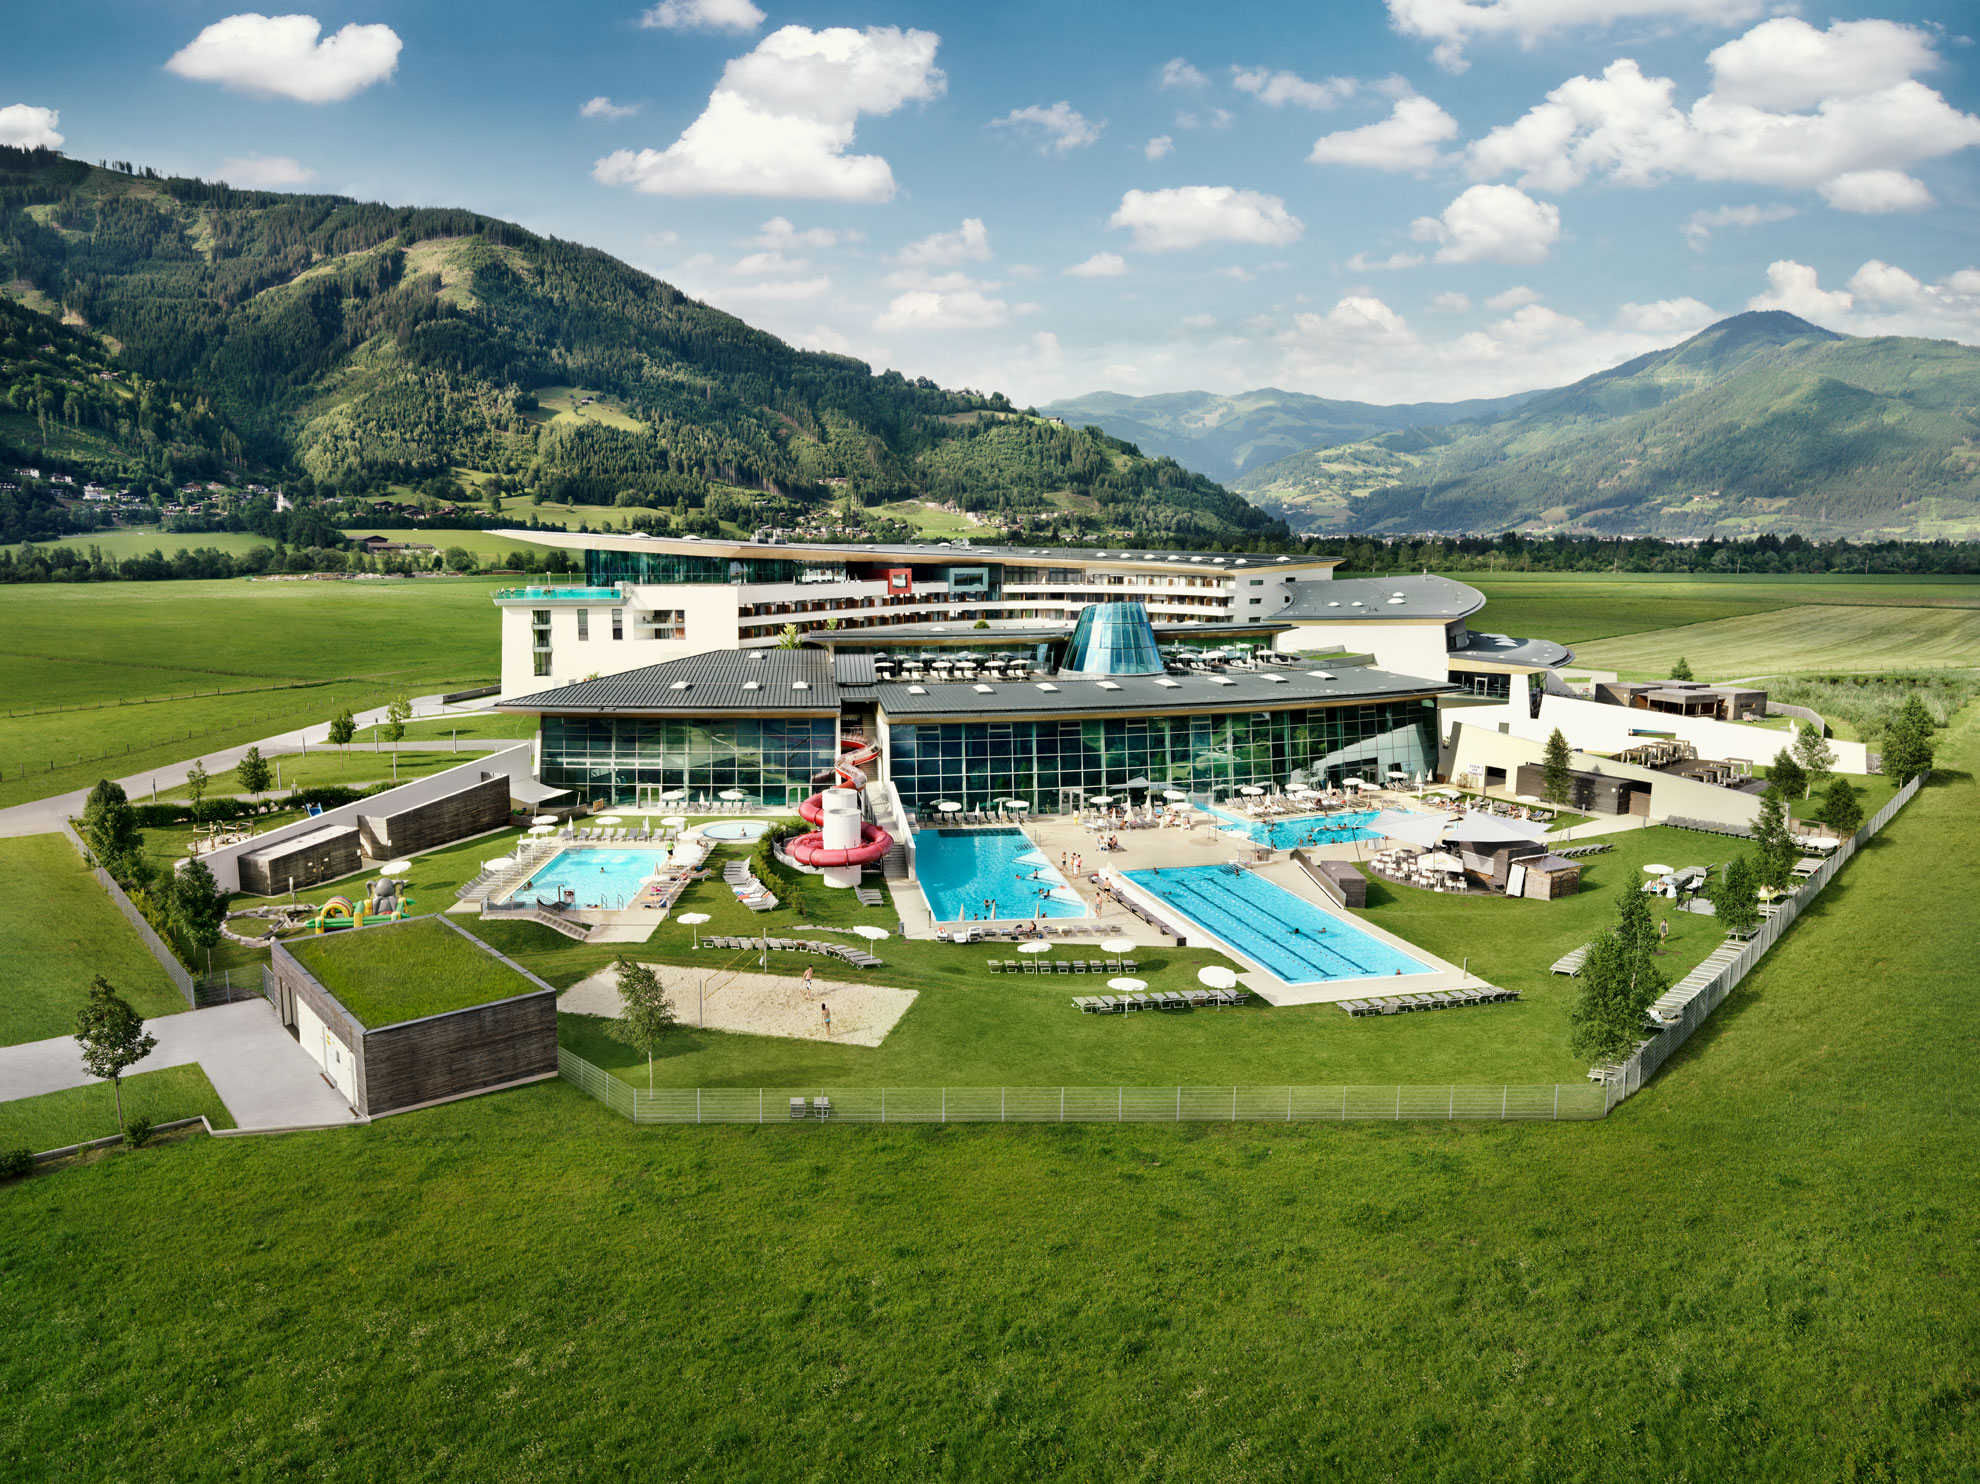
913;827;1088;922
500;849;672;910
1123;865;1432;985
1206;806;1383;851
700;819;771;842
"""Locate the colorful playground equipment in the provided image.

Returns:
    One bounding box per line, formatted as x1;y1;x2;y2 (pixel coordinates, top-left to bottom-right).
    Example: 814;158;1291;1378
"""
311;879;413;932
786;741;893;888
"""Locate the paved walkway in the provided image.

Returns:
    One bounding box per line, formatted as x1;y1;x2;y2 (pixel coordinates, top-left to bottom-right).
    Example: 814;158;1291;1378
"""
0;693;506;838
0;999;359;1130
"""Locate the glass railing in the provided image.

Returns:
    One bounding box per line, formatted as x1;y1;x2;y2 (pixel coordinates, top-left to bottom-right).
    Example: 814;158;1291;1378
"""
492;585;623;601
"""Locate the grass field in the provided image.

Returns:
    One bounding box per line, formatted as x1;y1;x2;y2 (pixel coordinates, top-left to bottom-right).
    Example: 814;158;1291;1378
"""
0;1065;233;1153
1575;604;1980;679
189;746;473;797
0;703;1971;1480
287;917;537;1028
6;528;277;560
0;578;502;809
871;499;984;538
0;833;185;1047
393;712;537;742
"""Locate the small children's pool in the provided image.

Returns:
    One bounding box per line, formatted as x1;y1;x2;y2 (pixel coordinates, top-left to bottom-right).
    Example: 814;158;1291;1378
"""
914;827;1088;923
1206;806;1383;851
1124;865;1433;985
500;849;673;911
700;819;771;842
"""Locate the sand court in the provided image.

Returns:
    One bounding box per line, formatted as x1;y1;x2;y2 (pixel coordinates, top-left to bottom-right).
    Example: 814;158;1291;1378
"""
560;963;917;1048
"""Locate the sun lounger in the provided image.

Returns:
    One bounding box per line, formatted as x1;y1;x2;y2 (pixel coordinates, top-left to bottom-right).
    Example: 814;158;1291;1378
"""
790;1097;808;1119
988;959;1002;972
1074;995;1104;1012
855;887;883;906
1072;960;1086;973
1054;960;1070;974
1006;961;1018;974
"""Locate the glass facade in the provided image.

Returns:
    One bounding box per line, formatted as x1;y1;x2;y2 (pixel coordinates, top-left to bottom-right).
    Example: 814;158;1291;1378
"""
539;716;840;806
888;700;1439;812
586;550;849;587
1061;601;1166;677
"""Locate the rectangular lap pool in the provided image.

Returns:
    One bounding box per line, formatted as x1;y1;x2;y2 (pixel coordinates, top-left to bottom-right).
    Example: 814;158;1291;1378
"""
501;849;673;911
1206;807;1383;851
1124;865;1433;985
913;828;1088;923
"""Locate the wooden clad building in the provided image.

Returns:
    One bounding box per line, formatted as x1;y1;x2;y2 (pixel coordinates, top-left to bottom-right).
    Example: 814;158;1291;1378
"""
238;823;361;896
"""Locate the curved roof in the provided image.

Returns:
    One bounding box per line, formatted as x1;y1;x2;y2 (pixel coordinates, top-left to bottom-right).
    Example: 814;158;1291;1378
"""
1446;631;1575;669
1277;574;1486;623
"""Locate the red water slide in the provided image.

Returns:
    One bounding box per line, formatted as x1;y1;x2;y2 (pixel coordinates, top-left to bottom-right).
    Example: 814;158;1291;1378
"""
786;741;893;869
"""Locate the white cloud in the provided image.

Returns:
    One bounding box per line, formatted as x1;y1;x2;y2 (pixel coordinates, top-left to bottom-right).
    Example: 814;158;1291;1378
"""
594;25;944;201
1745;259;1856;325
798;323;861;356
1231;68;1356;110
581;96;640;120
1681;202;1796;250
639;0;764;33
709;276;832;304
1109;186;1304;252
165;13;402;103
1615;296;1717;335
1819;170;1932;215
1386;0;1767;74
1160;58;1208;91
876;282;1010;332
1144;135;1174;162
1310;94;1459;171
754;216;841;249
893;217;990;267
1065;252;1127;279
726;250;812;275
1464;23;1980;211
219;153;315;188
1428;291;1471;314
1174;108;1234;131
991;101;1103;155
1181;313;1217;329
1410;184;1560;264
1215;266;1255;282
1705;17;1940;113
1343;250;1426;271
1484;285;1539;311
0;105;63;148
1029;331;1063;365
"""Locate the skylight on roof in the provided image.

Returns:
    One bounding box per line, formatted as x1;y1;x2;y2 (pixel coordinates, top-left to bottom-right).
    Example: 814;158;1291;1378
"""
1035;682;1058;692
908;685;928;694
742;681;760;691
670;681;691;690
792;681;809;691
1209;676;1235;686
1307;671;1336;680
973;684;993;693
1154;678;1180;688
1097;680;1122;690
1258;673;1285;683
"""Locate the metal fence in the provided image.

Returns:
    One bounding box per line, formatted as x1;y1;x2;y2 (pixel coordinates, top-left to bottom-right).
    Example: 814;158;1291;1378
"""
1602;770;1926;1108
557;1050;1608;1124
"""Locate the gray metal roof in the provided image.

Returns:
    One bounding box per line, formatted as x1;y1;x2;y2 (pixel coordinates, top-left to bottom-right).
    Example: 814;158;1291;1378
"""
833;653;877;688
1277;574;1485;623
817;617;1293;645
875;665;1451;721
1446;631;1575;669
499;649;840;714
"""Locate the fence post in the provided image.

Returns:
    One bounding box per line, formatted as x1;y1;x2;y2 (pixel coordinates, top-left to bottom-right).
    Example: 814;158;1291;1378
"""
696;1088;701;1125
881;1087;886;1123
1394;1087;1400;1121
1176;1086;1181;1121
1554;1085;1561;1119
1118;1086;1123;1121
1501;1086;1507;1120
1001;1087;1006;1122
1060;1087;1065;1121
942;1087;946;1123
759;1088;763;1123
1232;1086;1237;1122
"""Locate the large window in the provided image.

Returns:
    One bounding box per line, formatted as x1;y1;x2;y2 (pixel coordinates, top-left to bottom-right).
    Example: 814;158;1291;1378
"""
586;550;848;587
532;609;551;677
538;715;839;806
887;700;1439;813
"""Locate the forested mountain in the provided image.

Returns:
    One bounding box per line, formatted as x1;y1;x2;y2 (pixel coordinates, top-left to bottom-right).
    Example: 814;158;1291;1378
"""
0;147;1284;549
1232;312;1980;539
1037;385;1542;482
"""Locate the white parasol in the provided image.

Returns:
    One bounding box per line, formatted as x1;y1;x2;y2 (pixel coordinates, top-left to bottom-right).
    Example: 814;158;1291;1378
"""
1107;977;1147;992
852;925;890;941
380;860;412;877
531;814;560;826
1101;937;1138;954
1197;966;1238;989
1018;940;1053;954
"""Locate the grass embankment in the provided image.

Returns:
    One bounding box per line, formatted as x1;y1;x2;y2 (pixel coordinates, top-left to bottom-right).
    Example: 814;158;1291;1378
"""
0;834;185;1046
0;578;502;810
0;1065;234;1153
5;529;277;561
286;917;536;1028
0;705;1972;1479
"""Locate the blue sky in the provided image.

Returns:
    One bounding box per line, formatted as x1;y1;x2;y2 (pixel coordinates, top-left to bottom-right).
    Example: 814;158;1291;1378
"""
4;0;1978;405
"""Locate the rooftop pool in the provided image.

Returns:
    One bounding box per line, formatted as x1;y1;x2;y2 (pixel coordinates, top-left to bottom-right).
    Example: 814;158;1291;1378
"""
1123;865;1432;985
1205;806;1383;851
913;827;1088;923
500;848;671;911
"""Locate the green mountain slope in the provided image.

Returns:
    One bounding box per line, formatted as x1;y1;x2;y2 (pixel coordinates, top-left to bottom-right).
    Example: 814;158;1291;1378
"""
1235;312;1980;539
0;147;1283;548
1038;385;1542;482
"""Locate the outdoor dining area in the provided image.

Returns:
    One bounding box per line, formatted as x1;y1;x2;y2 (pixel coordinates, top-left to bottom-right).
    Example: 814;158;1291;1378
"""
1361;808;1565;897
872;652;1038;684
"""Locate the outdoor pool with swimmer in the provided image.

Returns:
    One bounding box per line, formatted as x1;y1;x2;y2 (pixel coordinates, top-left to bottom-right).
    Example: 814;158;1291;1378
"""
501;849;673;910
914;827;1089;922
1206;806;1382;851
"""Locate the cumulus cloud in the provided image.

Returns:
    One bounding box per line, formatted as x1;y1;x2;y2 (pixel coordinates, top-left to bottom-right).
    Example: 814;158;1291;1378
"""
1344;250;1426;271
594;26;944;201
1484;285;1540;311
1748;255;1980;345
1410;183;1561;264
1463;22;1980;214
893;217;991;267
581;96;640;119
0;105;63;148
1745;259;1857;325
1309;94;1458;171
1160;58;1208;90
991;101;1103;155
1144;135;1174;162
165;13;402;103
1681;202;1796;250
1428;291;1471;314
219;153;314;188
1109;186;1304;251
639;0;764;33
876;277;1010;332
755;216;843;249
1181;313;1217;329
1065;252;1127;278
1386;0;1768;73
1231;68;1356;110
1615;296;1717;335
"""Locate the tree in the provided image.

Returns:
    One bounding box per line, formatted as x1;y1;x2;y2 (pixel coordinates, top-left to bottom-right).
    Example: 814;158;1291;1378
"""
604;957;676;1092
328;708;356;751
73;978;157;1128
1540;727;1575;808
1714;855;1762;936
184;760;209;823
169;858;227;953
1880;695;1936;782
384;694;412;744
1768;746;1806;802
79;779;143;874
1790;723;1835;799
1568;886;1670;1064
1668;657;1693;681
1751;787;1796;894
235;745;271;799
444;546;477;572
777;623;802;649
1819;776;1863;837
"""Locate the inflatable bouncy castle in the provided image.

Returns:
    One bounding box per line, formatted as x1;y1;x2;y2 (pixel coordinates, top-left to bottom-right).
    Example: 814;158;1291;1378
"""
785;741;894;889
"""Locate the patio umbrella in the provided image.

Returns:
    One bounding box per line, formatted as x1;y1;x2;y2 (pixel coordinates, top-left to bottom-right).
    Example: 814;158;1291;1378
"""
1515;794;1541;805
482;856;514;872
1003;798;1031;810
1644;863;1675;875
1123;776;1153;789
937;801;963;814
528;824;555;835
1424;852;1465;873
1165;789;1190;800
677;910;710;946
531;814;560;826
1107;977;1147;992
1018;941;1053;954
660;789;686;801
1088;795;1116;805
1101;937;1137;954
1197;966;1238;989
851;925;889;941
596;815;624;826
1239;786;1265;796
380;860;412;876
718;790;746;802
661;815;687;828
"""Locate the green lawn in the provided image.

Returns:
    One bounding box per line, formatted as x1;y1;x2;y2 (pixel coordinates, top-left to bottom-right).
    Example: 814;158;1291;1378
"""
286;916;540;1028
0;704;1972;1479
0;833;186;1047
393;712;538;742
1573;604;1980;679
196;747;474;797
5;529;277;561
0;1065;234;1154
0;577;502;809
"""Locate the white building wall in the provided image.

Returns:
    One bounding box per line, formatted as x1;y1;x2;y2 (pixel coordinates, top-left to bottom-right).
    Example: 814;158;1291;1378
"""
1274;620;1453;683
1459;693;1871;773
498;586;742;698
1444;724;1767;830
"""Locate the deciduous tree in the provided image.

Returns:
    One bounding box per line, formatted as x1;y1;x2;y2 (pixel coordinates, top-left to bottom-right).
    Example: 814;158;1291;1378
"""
328;708;356;752
73;978;157;1128
1568;886;1670;1064
1714;855;1762;936
1540;727;1574;808
1820;776;1863;837
235;745;271;799
1768;747;1806;802
605;957;676;1092
1790;723;1835;798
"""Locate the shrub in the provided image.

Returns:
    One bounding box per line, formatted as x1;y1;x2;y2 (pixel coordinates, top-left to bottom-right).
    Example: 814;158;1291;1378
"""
0;1147;34;1179
123;1116;155;1149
